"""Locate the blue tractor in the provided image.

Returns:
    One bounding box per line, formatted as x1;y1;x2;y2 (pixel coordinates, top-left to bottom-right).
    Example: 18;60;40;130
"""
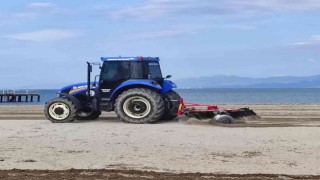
44;56;181;124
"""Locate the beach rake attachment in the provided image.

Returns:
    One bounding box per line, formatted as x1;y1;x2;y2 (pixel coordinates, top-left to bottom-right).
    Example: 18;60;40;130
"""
178;100;261;124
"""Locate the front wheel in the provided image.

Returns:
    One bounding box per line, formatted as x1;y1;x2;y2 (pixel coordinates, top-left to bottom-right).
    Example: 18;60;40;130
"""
44;97;77;123
115;88;165;124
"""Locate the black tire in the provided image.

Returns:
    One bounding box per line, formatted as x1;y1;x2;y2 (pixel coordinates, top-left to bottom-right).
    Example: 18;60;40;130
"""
161;90;181;120
44;97;77;123
215;114;234;124
75;110;101;120
115;88;165;124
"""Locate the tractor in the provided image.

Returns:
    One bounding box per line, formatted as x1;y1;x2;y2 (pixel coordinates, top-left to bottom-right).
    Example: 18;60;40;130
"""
44;56;181;124
44;56;259;124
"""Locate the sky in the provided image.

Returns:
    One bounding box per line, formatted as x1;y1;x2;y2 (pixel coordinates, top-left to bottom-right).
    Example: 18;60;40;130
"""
1;0;320;89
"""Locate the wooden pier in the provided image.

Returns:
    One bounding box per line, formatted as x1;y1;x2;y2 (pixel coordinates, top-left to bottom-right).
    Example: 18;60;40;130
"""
0;90;40;103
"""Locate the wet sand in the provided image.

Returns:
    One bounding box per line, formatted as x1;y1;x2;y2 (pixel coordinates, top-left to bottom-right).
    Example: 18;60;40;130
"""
1;104;320;127
0;104;320;179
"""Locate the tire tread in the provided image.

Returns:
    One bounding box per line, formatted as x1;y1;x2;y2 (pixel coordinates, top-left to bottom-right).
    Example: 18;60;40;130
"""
44;97;77;123
115;88;164;124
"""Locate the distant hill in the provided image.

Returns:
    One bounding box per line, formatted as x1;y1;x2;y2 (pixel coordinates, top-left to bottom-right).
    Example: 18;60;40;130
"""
174;75;320;88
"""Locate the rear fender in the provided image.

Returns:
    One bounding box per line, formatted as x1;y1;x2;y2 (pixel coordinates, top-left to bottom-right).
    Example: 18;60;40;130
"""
110;79;162;100
161;80;177;94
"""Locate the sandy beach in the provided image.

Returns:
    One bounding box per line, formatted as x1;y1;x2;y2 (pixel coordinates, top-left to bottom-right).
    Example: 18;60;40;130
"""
0;104;320;179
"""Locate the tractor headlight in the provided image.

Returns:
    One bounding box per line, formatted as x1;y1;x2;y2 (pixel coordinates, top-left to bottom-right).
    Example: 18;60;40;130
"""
89;90;95;97
86;90;95;97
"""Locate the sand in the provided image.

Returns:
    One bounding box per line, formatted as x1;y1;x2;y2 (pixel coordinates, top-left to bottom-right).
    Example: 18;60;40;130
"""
0;104;320;178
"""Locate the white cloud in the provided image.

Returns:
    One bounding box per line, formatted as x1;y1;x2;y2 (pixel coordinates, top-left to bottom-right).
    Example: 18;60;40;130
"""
271;74;286;77
230;0;320;12
108;0;320;20
27;2;57;9
4;29;80;42
306;59;318;63
14;12;40;18
291;34;320;47
213;24;256;30
133;29;189;39
12;2;70;18
311;35;320;41
128;24;208;39
129;23;255;39
291;42;315;46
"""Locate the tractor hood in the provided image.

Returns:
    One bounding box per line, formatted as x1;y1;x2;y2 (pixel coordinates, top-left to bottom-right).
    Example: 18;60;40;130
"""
59;82;98;95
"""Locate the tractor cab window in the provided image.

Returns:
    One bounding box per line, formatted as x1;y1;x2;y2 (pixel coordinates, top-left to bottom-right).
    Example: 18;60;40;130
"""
100;62;130;81
131;62;143;79
143;62;163;79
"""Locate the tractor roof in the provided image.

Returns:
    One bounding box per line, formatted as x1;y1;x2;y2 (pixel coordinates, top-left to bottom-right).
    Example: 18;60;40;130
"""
101;56;159;62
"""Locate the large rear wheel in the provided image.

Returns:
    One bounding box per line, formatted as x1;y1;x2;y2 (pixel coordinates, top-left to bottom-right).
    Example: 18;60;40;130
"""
44;97;77;123
115;88;165;124
161;90;181;120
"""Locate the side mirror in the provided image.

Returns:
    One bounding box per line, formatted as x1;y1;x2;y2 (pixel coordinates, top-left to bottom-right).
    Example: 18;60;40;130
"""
93;75;100;86
165;75;172;79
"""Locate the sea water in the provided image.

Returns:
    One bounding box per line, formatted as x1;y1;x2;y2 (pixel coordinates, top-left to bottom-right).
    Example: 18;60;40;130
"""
1;88;320;105
176;88;320;103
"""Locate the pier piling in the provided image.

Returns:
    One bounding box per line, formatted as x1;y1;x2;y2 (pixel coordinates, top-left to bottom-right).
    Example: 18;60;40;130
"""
0;90;40;103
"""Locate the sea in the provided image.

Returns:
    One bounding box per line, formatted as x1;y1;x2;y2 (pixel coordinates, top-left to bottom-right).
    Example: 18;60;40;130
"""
1;88;320;105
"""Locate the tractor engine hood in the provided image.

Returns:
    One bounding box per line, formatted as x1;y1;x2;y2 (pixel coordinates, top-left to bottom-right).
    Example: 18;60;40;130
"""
59;82;98;95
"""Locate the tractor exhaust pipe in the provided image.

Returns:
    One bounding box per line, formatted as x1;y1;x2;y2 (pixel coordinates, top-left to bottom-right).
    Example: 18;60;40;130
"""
87;62;92;99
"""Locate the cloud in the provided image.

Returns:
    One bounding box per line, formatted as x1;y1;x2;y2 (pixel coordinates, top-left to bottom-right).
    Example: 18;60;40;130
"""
291;34;320;47
311;35;320;41
0;38;36;48
132;29;190;39
108;0;230;20
27;2;57;9
129;23;255;39
306;59;318;63
230;0;320;12
4;29;80;42
12;2;70;18
213;24;256;30
108;0;320;20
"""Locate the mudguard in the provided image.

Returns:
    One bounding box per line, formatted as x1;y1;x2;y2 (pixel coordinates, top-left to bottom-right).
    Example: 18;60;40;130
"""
161;80;177;94
110;79;162;99
57;93;83;109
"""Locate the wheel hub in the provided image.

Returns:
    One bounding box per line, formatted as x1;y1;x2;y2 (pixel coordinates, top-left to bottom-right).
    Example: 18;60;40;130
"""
54;107;64;115
48;102;70;120
131;102;147;113
123;96;151;119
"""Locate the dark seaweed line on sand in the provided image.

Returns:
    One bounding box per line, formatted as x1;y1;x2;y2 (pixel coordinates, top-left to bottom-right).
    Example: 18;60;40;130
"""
0;169;319;180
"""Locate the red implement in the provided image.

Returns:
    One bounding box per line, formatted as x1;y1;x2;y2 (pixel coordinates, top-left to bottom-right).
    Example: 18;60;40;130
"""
178;98;260;123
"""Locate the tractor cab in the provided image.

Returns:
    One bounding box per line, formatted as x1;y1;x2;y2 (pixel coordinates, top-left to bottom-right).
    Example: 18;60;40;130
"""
99;57;164;99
